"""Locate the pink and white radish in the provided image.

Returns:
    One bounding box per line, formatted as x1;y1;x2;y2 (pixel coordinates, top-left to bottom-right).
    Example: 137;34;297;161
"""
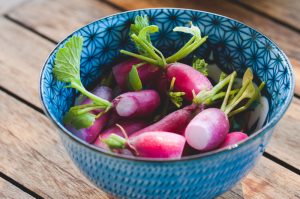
112;90;160;118
185;108;229;151
103;131;186;159
166;63;212;101
219;132;248;148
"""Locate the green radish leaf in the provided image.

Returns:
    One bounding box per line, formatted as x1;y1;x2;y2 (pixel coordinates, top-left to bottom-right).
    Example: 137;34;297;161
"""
192;57;208;76
173;22;201;37
128;65;143;91
53;36;83;84
130;15;150;41
63;108;96;129
219;72;228;82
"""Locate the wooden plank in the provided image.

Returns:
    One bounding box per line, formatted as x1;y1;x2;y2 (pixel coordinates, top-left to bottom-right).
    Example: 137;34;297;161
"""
0;91;111;198
1;91;300;198
236;0;300;31
7;0;118;42
0;178;34;199
0;0;28;14
103;0;300;95
268;98;300;169
0;17;53;109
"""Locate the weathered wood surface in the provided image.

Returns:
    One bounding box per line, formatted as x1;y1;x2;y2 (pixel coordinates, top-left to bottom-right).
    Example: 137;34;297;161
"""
0;91;111;198
6;0;118;42
1;91;300;198
0;0;28;14
0;9;299;169
0;17;53;108
236;0;300;31
0;178;34;199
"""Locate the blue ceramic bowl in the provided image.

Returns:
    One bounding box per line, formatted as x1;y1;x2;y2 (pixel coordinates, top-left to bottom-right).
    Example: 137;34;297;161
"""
40;8;294;198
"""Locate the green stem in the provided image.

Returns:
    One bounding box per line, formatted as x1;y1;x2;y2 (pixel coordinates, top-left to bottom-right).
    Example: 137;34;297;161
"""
76;106;104;115
221;72;236;111
71;81;112;108
193;71;235;104
166;36;208;63
131;34;161;61
120;50;161;66
166;36;195;63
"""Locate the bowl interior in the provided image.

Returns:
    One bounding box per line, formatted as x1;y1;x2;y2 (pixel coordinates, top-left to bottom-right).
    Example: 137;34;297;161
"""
40;8;294;150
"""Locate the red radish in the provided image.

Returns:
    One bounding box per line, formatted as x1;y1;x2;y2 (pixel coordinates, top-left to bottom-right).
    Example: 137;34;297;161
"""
67;85;113;143
130;104;198;138
219;132;248;148
112;90;160;118
93;120;147;149
166;63;212;101
103;131;186;159
112;58;160;91
185;108;229;151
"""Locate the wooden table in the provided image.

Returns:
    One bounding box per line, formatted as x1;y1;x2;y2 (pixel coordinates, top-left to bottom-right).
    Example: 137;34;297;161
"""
1;0;300;198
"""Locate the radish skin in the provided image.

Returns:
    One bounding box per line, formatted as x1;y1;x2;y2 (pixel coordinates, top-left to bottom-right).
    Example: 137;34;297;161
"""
185;108;229;151
130;104;198;138
112;58;160;91
113;90;160;118
93;120;147;149
166;63;212;101
67;85;113;143
219;132;248;148
129;131;186;158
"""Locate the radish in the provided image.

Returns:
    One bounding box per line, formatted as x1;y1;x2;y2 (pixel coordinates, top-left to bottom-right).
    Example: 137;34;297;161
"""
129;104;199;138
186;69;264;151
112;90;160;118
93;120;147;149
166;63;212;101
65;85;113;143
219;132;248;148
185;108;230;151
103;131;186;159
112;58;160;91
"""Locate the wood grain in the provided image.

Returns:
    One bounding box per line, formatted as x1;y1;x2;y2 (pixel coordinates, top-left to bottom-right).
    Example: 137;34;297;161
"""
0;0;28;14
7;0;118;42
268;98;300;169
236;0;300;31
1;90;300;198
0;91;111;199
0;178;34;199
104;0;300;94
0;17;53;109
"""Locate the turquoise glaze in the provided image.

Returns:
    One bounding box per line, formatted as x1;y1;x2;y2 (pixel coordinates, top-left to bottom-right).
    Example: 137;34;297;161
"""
40;9;294;198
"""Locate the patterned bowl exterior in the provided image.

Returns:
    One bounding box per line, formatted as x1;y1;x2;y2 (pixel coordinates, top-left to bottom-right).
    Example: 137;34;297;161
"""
40;9;294;199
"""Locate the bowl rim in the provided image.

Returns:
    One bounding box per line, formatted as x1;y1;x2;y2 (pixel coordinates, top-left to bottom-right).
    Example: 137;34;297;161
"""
39;8;295;163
